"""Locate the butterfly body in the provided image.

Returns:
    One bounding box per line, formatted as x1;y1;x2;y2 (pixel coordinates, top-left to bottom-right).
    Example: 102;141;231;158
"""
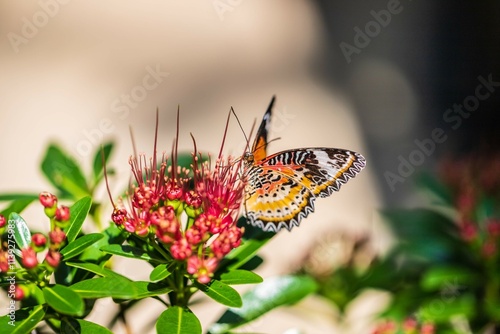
243;97;366;232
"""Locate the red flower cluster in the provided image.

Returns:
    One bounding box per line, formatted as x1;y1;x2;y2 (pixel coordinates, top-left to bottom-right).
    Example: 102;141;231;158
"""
372;318;435;334
439;154;500;259
112;151;246;284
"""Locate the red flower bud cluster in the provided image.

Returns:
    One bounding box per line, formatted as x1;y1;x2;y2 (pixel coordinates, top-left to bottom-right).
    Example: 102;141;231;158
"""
12;193;68;273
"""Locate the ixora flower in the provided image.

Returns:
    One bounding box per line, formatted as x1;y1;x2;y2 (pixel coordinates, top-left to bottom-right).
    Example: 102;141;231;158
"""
110;115;247;284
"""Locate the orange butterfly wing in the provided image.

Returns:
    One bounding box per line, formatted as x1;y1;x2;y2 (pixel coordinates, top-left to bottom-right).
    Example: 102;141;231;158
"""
243;97;366;232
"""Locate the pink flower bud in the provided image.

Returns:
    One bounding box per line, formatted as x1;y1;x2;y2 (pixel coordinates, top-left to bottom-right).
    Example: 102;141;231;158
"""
482;240;497;258
487;219;500;238
39;192;57;208
0;251;9;273
14;285;26;301
460;221;477;242
111;208;128;225
55;205;70;222
170;238;192;260
0;214;6;228
45;251;62;268
49;228;66;245
32;233;47;250
421;322;435;334
21;247;38;269
166;184;183;200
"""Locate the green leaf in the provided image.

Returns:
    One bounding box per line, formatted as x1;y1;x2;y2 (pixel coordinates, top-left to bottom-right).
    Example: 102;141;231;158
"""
79;223;125;264
61;318;114;334
9;212;31;250
420;265;477;291
0;193;40;201
218;217;274;272
156;306;201;334
70;277;170;300
92;142;114;184
382;209;460;262
217;270;263;285
128;281;172;299
41;143;89;198
100;244;167;263
21;284;46;308
416;172;453;205
418;293;475;322
0;305;45;334
60;233;104;261
65;197;92;243
0;194;38;217
194;280;242;307
209;275;318;333
150;263;175;282
70;277;135;299
43;284;85;316
0;198;36;219
66;261;123;278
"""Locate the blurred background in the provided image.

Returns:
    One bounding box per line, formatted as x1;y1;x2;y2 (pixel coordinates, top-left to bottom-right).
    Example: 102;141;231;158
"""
1;1;499;333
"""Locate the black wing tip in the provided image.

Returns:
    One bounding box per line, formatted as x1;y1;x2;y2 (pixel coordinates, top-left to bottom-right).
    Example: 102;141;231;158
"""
266;96;276;114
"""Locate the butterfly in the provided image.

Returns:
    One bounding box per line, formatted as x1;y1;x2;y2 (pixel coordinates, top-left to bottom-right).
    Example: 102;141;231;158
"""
243;96;366;232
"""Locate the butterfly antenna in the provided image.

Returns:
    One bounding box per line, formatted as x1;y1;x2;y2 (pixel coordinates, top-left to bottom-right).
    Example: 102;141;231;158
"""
217;106;233;160
231;107;257;156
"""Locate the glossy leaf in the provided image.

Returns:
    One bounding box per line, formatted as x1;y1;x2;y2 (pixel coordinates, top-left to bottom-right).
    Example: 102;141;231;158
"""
65;197;92;243
421;265;477;291
20;284;45;308
217;270;263;285
70;277;170;299
150;263;175;282
0;305;45;334
128;281;172;299
9;212;31;250
382;209;459;262
66;261;123;278
194;280;242;307
41;144;89;198
100;244;167;263
70;277;135;299
419;294;475;322
209;275;318;333
43;284;85;316
78;223;125;264
156;306;201;334
416;172;453;205
0;194;38;217
61;318;114;334
60;233;104;260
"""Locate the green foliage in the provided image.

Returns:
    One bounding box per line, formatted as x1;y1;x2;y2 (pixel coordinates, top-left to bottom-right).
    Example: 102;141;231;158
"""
209;275;318;333
302;163;500;332
1;141;315;334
